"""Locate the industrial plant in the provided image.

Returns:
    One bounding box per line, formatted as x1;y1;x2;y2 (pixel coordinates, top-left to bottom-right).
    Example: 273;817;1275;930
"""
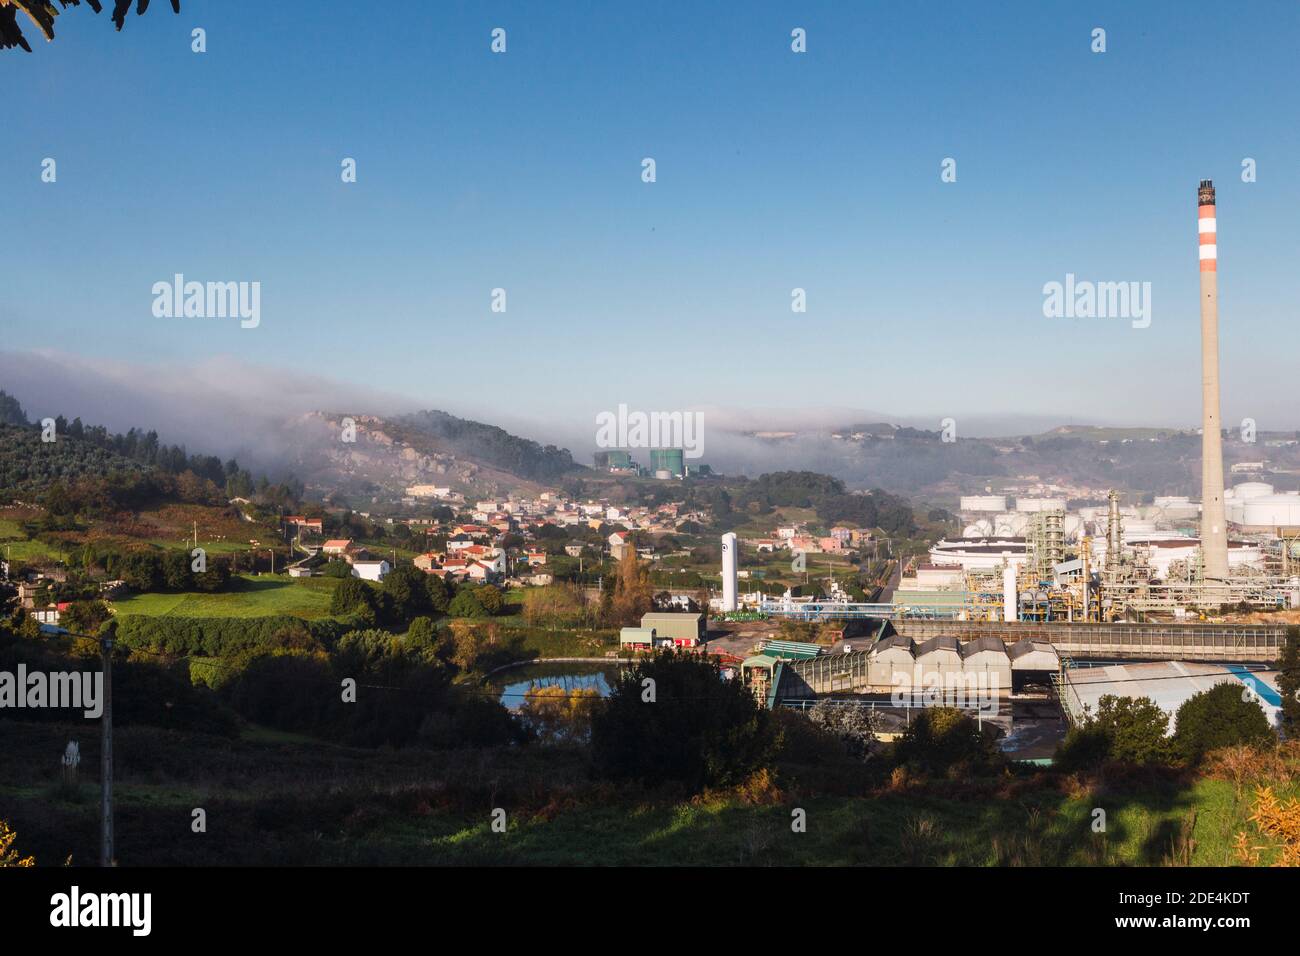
732;183;1296;738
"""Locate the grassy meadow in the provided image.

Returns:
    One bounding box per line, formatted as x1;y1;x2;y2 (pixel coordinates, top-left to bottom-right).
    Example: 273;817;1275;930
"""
111;573;339;620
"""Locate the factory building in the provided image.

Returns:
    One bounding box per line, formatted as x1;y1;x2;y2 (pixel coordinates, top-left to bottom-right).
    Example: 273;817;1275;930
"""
928;537;1028;572
619;626;659;649
639;612;704;647
1009;638;1060;692
1089;532;1263;579
868;633;916;686
1061;661;1283;730
961;636;1012;689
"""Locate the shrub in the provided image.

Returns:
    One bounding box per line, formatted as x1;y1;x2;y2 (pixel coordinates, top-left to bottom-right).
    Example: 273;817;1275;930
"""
329;577;378;621
448;589;488;619
1173;682;1274;762
591;650;780;792
893;707;1002;775
807;700;879;759
1090;695;1175;765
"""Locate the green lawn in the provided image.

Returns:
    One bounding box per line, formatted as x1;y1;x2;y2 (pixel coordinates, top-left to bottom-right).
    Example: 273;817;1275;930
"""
111;573;339;619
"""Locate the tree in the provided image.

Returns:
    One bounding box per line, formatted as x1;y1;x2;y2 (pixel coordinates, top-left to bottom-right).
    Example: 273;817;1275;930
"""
472;585;503;616
329;576;377;621
60;599;111;634
591;650;780;792
893;707;1002;774
423;573;451;613
1278;626;1300;738
1;0;180;54
1173;682;1274;762
1088;694;1174;765
320;560;352;579
0;820;34;867
448;588;488;619
404;616;439;659
382;564;431;618
520;684;601;744
807;700;879;759
610;548;652;626
441;619;498;672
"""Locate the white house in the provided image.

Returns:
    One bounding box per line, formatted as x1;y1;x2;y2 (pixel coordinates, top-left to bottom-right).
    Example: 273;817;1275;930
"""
350;560;391;582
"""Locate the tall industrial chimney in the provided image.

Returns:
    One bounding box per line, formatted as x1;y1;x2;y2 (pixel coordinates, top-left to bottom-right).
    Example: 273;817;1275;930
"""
1198;180;1229;581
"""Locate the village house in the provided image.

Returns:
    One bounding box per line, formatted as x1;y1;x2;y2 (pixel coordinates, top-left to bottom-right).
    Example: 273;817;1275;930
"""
350;560;391;582
608;530;633;561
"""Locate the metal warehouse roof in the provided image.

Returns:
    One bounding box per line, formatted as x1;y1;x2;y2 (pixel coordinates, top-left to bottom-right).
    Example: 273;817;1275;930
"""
962;636;1009;658
759;639;823;660
1008;637;1057;661
873;633;915;654
916;635;962;657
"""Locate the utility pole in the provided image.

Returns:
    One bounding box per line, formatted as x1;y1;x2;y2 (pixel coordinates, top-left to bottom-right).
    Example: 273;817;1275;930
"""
99;631;115;867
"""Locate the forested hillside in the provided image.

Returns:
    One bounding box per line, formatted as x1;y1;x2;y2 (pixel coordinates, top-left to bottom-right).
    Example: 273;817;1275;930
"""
392;409;583;483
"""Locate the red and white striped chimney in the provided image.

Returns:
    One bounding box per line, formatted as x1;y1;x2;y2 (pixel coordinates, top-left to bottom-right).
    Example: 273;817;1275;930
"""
1197;179;1228;582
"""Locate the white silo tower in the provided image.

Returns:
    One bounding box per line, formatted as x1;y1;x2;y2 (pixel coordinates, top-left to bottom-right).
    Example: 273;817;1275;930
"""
721;532;739;612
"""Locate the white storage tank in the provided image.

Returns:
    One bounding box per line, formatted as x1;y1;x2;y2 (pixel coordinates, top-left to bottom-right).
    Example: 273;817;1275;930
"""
1015;497;1067;513
961;495;1009;512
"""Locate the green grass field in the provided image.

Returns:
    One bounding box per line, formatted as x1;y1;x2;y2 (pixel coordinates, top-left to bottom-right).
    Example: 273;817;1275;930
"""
0;517;65;563
111;574;339;619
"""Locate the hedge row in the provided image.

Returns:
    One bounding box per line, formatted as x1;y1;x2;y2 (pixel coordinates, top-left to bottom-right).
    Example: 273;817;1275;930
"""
115;614;359;658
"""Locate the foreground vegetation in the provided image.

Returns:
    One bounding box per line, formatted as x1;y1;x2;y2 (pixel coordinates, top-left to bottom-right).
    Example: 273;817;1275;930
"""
3;717;1296;867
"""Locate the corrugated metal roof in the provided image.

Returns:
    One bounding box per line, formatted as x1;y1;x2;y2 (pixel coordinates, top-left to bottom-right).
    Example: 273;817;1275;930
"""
916;635;961;657
873;632;915;654
760;639;822;660
962;635;1009;658
1008;637;1058;661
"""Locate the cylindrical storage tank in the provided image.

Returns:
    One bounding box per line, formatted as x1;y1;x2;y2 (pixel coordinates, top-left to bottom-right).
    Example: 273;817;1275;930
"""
960;495;1008;512
1002;565;1018;622
1238;495;1300;528
720;532;738;611
1015;497;1067;513
1232;482;1274;499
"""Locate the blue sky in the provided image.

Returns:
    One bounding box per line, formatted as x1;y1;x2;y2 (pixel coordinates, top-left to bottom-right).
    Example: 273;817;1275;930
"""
4;0;1299;436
